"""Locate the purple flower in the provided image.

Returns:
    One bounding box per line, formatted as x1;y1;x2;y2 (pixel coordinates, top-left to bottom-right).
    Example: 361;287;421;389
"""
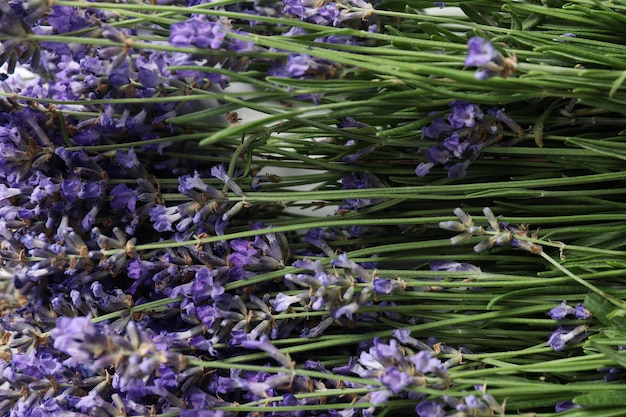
555;400;582;412
575;303;592;319
416;400;445;417
50;316;108;365
48;6;89;33
241;335;292;368
464;37;502;67
372;278;402;294
548;301;592;321
304;228;337;257
448;101;483;128
115;147;139;169
211;165;244;197
169;18;228;50
488;107;524;137
464;37;515;79
284;53;335;78
416;101;520;178
178;170;221;200
283;0;373;26
370;338;403;365
30;177;59;203
456;395;492;415
0;184;22;200
78;181;105;200
430;260;481;273
79;205;99;231
273;292;307;311
331;300;361;319
190;267;224;302
110;183;137;211
547;325;589;351
548;301;576;320
415;162;434;177
411;350;443;374
422;116;450;139
369;389;392;405
339;172;385;210
138;68;160;88
380;366;411;393
426;146;449;165
60;178;81;204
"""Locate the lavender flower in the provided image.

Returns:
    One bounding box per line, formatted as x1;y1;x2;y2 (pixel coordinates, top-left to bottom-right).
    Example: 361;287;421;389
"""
416;400;445;417
549;301;577;320
283;0;374;26
241;335;293;368
465;37;517;79
575;303;592;319
211;165;245;197
441;207;543;254
416;101;523;178
555;400;582;412
50;316;108;367
547;324;589;351
169;18;228;49
339;172;385;211
548;301;591;320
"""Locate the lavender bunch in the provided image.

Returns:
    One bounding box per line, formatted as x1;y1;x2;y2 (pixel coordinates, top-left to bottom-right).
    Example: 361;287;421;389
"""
3;0;626;416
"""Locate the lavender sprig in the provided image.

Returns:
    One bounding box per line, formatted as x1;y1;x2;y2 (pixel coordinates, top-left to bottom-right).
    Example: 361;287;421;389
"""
441;207;626;310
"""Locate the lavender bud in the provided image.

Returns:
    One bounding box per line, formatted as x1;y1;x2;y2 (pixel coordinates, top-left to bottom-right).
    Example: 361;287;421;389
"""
438;220;465;232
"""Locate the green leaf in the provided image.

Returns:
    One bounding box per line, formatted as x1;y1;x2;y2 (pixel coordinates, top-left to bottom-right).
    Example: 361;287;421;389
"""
574;391;626;407
521;13;543;31
385;24;419;51
535;45;626;69
458;4;489;26
567;137;626;162
610;69;626;98
585;293;626;329
417;22;466;44
590;342;626;369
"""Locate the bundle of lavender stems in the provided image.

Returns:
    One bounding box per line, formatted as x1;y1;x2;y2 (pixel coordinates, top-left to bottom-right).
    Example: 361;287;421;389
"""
1;1;626;416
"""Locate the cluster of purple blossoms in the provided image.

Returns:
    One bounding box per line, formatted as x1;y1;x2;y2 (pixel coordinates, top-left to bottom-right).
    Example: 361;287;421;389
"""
165;0;378;103
415;392;505;417
266;0;379;103
0;55;399;409
0;3;377;414
338;171;386;211
335;333;449;410
0;52;406;410
168;15;255;87
274;253;406;337
416;101;524;178
547;301;592;351
283;0;376;27
332;330;504;417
